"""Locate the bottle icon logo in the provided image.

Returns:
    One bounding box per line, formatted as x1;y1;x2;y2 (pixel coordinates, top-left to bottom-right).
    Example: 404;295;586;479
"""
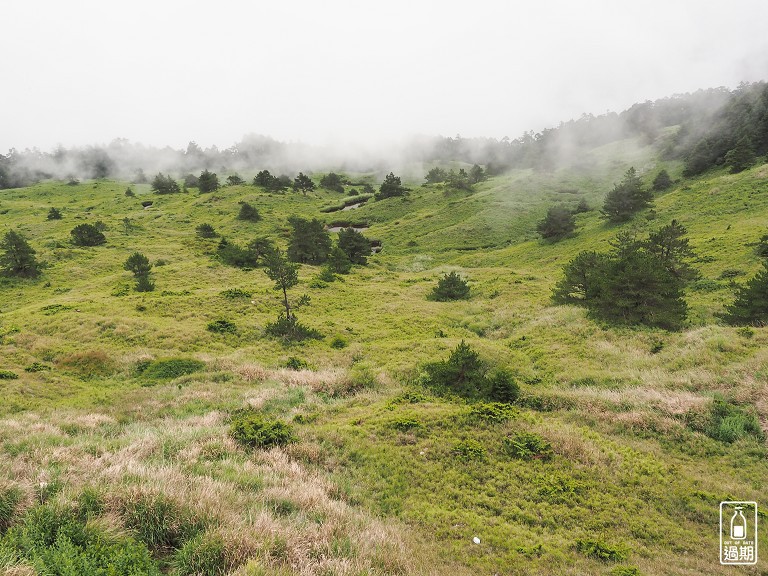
720;501;758;565
730;506;747;539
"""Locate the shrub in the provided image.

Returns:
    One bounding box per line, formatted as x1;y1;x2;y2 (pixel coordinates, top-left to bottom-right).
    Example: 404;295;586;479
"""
220;288;251;299
198;170;220;193
24;362;51;373
610;566;641;576
468;402;516;423
2;503;161;575
47;207;62;220
230;413;296;449
537;205;575;240
453;439;486;462
575;539;628;562
237;202;261;222
330;335;348;349
422;340;486;398
487;369;520;403
0;370;19;380
125;187;135;197
70;223;106;246
503;432;553;460
390;417;423;432
265;315;323;342
196;223;218;238
285;357;308;370
206;319;237;334
173;532;230;576
141;358;206;380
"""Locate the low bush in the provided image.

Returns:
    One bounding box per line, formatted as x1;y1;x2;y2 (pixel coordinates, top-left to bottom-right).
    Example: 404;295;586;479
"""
330;335;348;349
390;417;423;432
195;223;217;238
468;402;517;423
70;223;106;246
24;362;52;372
453;439;486;462
487;369;520;403
220;288;251;299
1;503;160;574
575;539;628;562
503;432;553;461
230;413;296;449
285;357;308;370
206;319;237;334
141;358;206;380
237;202;261;222
265;315;323;342
0;370;19;380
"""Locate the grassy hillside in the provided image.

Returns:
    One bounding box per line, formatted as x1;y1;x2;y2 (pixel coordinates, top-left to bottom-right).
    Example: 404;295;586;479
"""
1;138;767;575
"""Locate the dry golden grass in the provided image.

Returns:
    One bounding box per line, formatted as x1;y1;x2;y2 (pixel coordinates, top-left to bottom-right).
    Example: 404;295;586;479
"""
0;373;464;576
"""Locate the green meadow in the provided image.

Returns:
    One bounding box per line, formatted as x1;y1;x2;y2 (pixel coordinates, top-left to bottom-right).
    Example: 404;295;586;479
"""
1;135;767;575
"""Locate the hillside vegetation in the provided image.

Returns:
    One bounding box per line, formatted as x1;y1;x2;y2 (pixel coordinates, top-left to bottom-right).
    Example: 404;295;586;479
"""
1;126;767;575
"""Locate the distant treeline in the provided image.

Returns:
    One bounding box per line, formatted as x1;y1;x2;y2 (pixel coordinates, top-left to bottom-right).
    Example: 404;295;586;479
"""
1;83;766;190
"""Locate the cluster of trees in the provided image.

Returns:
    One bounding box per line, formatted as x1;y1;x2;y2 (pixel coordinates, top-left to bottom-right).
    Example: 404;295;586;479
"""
424;165;486;190
319;172;346;193
253;170;290;192
679;82;768;176
553;221;698;329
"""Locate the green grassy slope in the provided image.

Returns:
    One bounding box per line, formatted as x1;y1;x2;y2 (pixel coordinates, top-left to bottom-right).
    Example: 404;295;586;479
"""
0;138;767;575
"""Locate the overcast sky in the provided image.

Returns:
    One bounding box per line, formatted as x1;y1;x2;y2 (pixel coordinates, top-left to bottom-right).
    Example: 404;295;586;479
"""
2;0;767;152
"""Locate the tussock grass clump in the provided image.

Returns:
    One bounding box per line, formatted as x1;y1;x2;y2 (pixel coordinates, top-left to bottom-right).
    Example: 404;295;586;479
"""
58;350;115;378
230;413;296;450
0;486;22;532
172;532;230;576
141;358;206;380
685;395;765;443
117;492;205;552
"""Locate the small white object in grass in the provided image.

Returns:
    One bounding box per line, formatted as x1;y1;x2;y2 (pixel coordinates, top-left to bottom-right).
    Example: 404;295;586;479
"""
472;536;481;545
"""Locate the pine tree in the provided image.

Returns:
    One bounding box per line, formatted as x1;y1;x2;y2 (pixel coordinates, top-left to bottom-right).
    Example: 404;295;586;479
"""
723;261;768;325
0;230;41;278
124;252;154;292
70;224;106;246
652;169;673;191
327;246;352;274
337;227;371;265
292;172;315;196
287;217;331;264
237;202;261;222
536;205;575;240
645;219;698;280
429;271;470;301
198;169;220;193
602;167;653;222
